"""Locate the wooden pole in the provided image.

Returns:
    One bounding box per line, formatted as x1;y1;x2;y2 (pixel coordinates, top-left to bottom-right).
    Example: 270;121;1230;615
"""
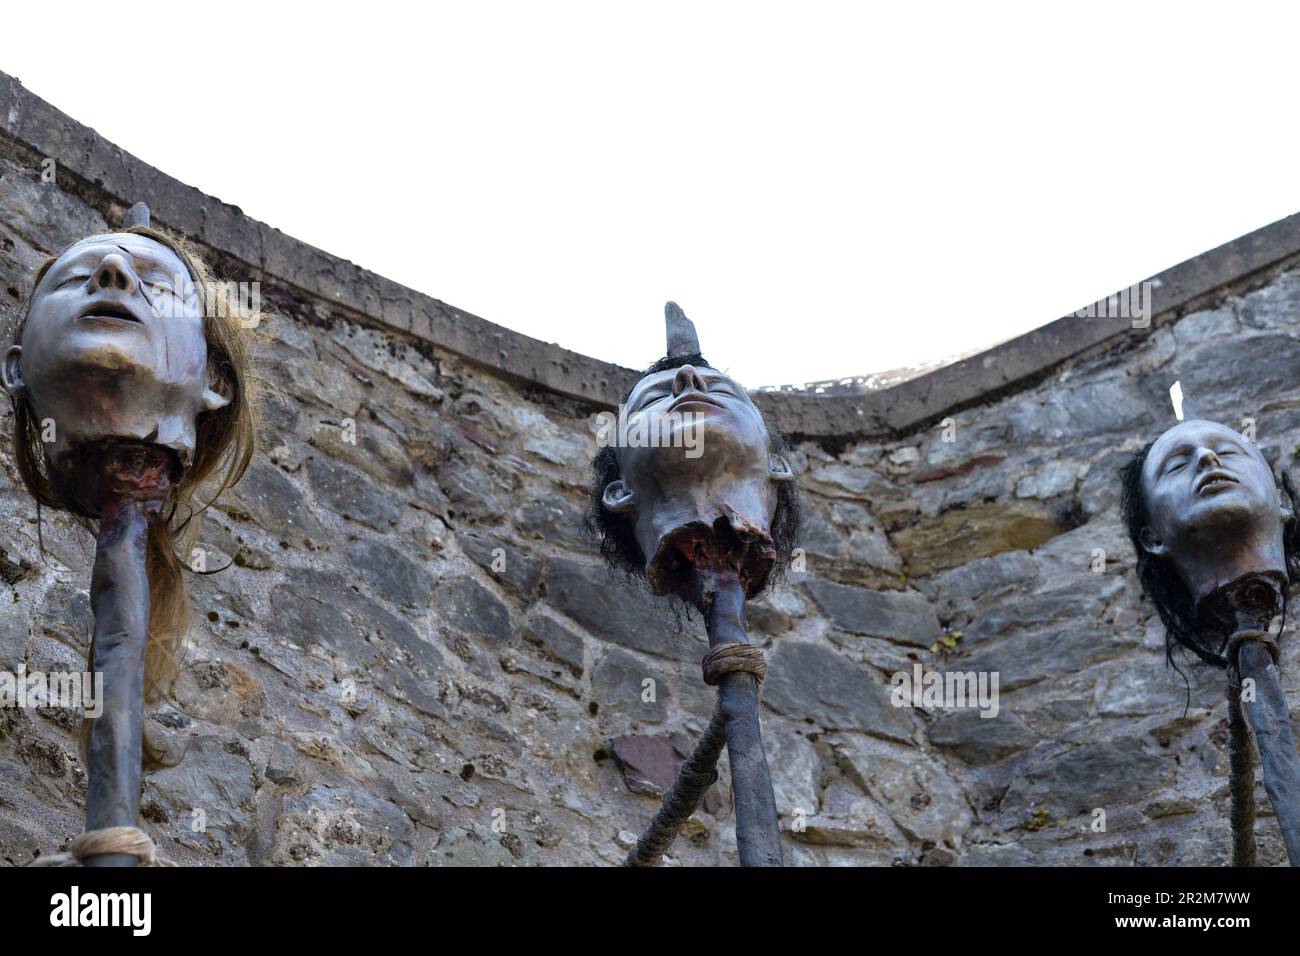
1234;639;1300;866
698;568;783;867
73;443;172;868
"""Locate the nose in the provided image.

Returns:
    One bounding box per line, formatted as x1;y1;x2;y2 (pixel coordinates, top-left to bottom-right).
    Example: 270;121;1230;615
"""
89;253;137;294
672;363;708;396
1195;445;1223;471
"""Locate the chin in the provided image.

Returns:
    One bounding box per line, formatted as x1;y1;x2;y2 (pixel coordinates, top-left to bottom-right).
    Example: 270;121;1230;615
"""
61;336;156;372
689;413;767;455
1183;491;1272;533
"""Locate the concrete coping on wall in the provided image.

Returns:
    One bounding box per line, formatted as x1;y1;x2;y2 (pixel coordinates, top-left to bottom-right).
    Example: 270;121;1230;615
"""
5;70;1299;441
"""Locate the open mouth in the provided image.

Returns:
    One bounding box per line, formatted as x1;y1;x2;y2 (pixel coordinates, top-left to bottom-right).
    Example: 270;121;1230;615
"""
1196;471;1239;494
79;301;143;324
669;391;723;412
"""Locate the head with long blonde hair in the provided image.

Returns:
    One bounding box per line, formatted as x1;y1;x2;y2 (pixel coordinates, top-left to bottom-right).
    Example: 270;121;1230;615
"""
3;215;259;705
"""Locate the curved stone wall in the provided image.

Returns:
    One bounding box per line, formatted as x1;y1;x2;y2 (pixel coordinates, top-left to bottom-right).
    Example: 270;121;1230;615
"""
2;72;1299;865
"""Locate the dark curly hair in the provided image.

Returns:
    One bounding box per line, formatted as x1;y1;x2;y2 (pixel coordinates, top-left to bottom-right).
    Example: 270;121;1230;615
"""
1120;441;1300;669
585;353;800;599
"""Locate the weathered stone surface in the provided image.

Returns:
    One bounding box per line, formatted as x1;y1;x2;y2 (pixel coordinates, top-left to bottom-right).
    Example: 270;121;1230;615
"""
591;647;674;725
0;595;27;671
346;539;433;608
764;642;913;741
893;502;1063;576
328;323;444;400
1078;448;1142;520
459;531;542;598
432;825;516;866
803;579;940;646
436;459;508;524
307;455;404;530
923;550;1036;618
432;576;511;645
835;735;973;845
267;570;443;682
171;660;268;737
223;459;327;548
1014;461;1078;500
800;508;845;558
764;723;821;818
962;590;1086;645
1094;659;1218;717
928;708;1035;765
268;574;362;651
521;613;585;675
609;732;691;795
1177;333;1300;411
516;497;590;552
955;624;1134;692
1006;377;1155;445
141;735;256;860
272;785;417;866
1237;272;1300;330
264;741;299;786
544;558;698;662
996;737;1175;828
1173;306;1237;348
309;417;416;487
799;782;904;852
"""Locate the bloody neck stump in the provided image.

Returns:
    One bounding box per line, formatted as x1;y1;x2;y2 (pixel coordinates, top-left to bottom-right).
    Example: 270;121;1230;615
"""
3;203;251;866
1125;417;1300;865
591;302;798;866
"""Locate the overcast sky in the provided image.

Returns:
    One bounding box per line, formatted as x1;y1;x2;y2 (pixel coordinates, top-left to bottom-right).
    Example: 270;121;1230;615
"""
6;2;1300;388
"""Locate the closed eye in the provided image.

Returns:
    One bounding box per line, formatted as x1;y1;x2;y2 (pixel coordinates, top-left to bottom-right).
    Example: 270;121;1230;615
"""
632;388;671;410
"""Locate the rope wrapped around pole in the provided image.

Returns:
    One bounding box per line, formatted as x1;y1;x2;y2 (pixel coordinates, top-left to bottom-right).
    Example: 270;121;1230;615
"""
623;703;727;867
623;642;770;867
26;826;176;867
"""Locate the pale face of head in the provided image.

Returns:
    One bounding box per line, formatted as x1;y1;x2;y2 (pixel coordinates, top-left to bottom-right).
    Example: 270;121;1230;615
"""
2;232;228;467
602;362;793;520
1139;419;1290;562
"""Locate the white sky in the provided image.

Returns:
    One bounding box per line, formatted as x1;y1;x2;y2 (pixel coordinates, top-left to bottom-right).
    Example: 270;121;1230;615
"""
6;2;1300;388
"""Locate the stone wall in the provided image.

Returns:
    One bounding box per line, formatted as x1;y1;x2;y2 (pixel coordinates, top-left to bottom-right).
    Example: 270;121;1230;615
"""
2;75;1300;866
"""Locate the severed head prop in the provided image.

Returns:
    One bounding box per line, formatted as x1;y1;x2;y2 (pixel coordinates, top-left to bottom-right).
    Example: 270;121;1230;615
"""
588;302;799;601
2;202;229;510
2;203;258;698
1120;384;1299;665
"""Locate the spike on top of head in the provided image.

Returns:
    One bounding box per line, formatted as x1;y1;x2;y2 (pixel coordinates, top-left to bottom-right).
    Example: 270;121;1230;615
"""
665;301;701;359
1169;380;1206;423
122;202;151;229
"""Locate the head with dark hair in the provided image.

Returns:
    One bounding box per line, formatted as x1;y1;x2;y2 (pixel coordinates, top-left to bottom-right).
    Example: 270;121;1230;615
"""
1120;418;1297;668
586;343;800;603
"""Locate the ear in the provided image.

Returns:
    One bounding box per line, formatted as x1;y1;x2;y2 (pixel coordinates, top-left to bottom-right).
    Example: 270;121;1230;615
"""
201;386;230;412
769;451;795;482
1138;526;1168;557
1279;479;1294;523
601;479;636;513
1;346;24;398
